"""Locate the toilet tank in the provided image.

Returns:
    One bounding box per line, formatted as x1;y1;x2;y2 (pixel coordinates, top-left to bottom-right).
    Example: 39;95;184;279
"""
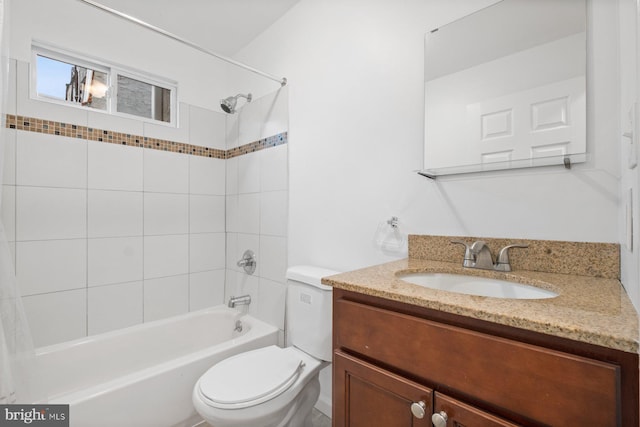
286;265;340;362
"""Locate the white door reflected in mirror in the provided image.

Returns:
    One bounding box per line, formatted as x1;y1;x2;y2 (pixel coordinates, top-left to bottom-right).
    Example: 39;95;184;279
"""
423;0;587;176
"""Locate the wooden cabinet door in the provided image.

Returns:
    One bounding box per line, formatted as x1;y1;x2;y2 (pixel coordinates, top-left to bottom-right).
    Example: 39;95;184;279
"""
334;351;433;427
433;393;520;427
334;297;620;426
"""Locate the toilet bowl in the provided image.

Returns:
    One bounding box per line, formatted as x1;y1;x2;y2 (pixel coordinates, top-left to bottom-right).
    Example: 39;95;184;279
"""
193;345;324;427
192;266;339;427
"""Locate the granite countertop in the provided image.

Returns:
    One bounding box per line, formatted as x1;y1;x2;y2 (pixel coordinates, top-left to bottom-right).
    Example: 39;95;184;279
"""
322;258;640;354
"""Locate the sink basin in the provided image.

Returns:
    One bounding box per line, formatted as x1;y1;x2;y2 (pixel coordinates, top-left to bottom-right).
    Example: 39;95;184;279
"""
398;272;558;299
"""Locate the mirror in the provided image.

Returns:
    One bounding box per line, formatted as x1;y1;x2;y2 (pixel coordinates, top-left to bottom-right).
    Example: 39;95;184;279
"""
423;0;586;176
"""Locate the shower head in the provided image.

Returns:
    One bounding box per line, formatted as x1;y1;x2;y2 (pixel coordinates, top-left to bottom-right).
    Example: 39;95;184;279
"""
220;93;252;114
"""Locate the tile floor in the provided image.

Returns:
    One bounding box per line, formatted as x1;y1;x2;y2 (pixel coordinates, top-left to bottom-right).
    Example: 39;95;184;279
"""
311;408;331;427
196;408;330;427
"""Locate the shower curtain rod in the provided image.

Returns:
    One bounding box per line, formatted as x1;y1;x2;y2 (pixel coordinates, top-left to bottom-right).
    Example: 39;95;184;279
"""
76;0;287;86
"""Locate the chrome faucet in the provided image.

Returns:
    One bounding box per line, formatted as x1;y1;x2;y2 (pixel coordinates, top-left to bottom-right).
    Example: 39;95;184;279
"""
452;240;528;272
228;294;251;308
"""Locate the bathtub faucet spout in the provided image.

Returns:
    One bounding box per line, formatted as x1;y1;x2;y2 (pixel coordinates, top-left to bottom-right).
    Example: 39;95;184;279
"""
228;295;251;308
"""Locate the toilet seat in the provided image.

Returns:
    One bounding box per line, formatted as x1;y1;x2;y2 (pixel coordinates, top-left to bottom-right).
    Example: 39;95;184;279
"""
198;345;305;410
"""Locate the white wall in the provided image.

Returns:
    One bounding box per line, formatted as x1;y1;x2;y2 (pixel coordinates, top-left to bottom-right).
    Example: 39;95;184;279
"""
234;0;625;292
8;0;283;107
618;0;640;313
9;0;231;109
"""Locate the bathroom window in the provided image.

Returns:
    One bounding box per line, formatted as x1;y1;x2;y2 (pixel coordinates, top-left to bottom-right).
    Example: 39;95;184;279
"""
32;44;177;125
116;74;171;122
35;53;108;111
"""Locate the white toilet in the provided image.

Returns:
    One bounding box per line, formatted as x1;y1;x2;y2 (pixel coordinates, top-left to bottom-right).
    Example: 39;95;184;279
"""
192;265;339;427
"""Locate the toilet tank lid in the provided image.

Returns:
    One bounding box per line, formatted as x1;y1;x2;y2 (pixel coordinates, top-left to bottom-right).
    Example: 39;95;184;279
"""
286;265;341;290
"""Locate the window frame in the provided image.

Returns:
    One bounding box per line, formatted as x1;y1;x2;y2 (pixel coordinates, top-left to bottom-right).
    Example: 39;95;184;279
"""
31;43;178;127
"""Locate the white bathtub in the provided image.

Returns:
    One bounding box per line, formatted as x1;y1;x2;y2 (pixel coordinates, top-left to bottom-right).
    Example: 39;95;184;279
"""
32;305;279;427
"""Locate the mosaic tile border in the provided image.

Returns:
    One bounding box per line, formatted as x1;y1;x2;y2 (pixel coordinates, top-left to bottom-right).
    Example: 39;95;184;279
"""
226;133;288;159
4;114;288;159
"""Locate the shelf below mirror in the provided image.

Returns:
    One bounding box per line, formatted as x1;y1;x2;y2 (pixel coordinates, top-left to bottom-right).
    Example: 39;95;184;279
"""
418;153;587;179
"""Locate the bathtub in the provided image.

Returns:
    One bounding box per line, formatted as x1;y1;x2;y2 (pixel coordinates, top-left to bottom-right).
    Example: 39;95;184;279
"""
32;305;279;427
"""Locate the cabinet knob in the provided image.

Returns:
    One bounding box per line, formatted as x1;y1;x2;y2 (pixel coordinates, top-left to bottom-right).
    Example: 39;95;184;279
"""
431;410;448;427
410;401;427;419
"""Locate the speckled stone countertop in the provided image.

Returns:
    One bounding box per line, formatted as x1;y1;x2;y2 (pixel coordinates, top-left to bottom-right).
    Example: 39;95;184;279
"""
322;237;639;354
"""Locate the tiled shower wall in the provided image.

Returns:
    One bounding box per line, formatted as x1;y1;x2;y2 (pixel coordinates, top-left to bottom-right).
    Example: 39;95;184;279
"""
1;59;289;347
225;88;289;342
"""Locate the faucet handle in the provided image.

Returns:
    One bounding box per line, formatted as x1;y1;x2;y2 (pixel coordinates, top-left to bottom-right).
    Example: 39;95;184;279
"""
495;244;528;272
451;240;474;267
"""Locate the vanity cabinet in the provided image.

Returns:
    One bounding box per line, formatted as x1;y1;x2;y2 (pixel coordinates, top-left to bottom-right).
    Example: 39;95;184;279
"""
334;351;433;427
333;289;639;427
432;393;520;427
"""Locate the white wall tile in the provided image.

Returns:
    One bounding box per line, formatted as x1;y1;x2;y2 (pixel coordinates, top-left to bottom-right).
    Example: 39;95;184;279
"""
190;195;225;233
88;281;143;335
17;132;87;188
259;87;289;140
3;128;16;185
143;149;189;194
260;236;287;283
239;273;260;318
189;105;225;150
16;239;86;296
7;242;15;272
88;190;143;238
190;270;225;311
143;102;189;143
88;141;143;191
226;233;238;270
16;60;89;125
190;232;225;273
238;98;263;146
225;156;238;195
258;278;286;329
224;269;236;302
260;145;288;192
236;90;288;143
144;275;189;322
16;187;86;241
22;289;87;348
260;191;288;237
189;156;225;195
88;237;143;286
88;111;144;136
6;59;17;115
225;113;240;149
238;151;260;194
278;330;285;347
237;193;260;234
236;233;260;276
225;270;259;317
2;185;15;242
144;234;189;279
144;192;189;235
226;195;238;233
